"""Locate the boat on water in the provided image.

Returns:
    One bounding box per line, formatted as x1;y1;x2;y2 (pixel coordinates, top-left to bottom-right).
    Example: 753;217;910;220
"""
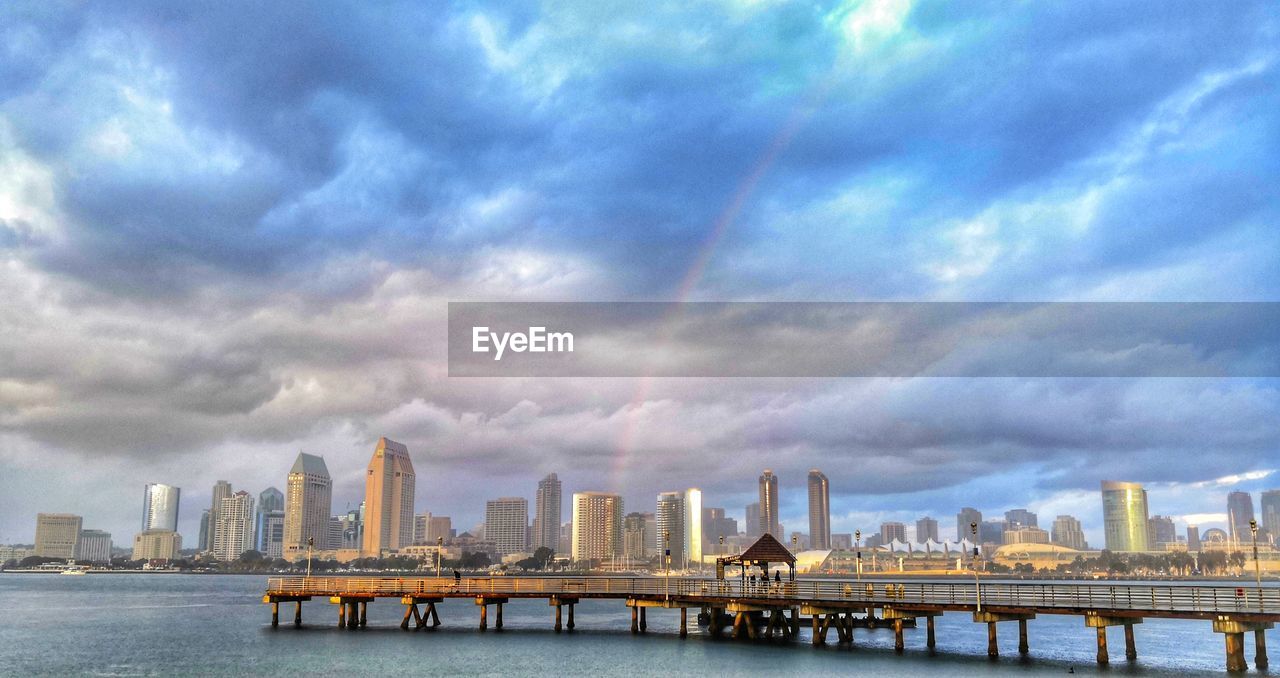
59;563;89;575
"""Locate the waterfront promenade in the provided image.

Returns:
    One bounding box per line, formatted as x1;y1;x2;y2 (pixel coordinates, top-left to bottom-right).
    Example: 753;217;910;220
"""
265;575;1279;671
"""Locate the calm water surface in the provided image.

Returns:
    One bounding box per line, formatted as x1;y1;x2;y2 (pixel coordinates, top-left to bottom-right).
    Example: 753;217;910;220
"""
0;574;1267;676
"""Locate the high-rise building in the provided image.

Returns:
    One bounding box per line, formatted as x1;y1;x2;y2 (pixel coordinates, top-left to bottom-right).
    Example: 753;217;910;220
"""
623;512;648;561
207;480;232;551
570;492;623;562
745;503;761;540
198;510;210;551
34;513;82;559
1004;508;1038;529
413;513;432;544
428;516;452;544
684;488;702;568
486;497;529;555
362;437;416;556
1102;480;1150;552
702;508;738;553
284;452;332;553
1148;515;1177;547
758;469;780;537
1227;491;1256;544
213;491;254;561
1187;525;1201;552
533;473;562;552
807;470;831;550
916;517;939;543
656;491;685;567
831;533;852;550
1051;515;1087;550
979;520;1006;544
256;510;285;558
142;484;181;532
1262;490;1280;545
336;507;363;550
881;522;906;544
1004;527;1050;545
957;507;982;542
254;487;284;552
132;530;181;561
76;529;112;563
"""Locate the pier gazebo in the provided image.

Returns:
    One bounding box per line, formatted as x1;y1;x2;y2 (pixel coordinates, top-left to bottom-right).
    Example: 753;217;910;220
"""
719;533;797;581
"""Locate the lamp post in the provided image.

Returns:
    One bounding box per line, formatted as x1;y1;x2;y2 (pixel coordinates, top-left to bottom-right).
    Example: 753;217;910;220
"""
970;522;982;612
436;536;443;578
1251;520;1262;610
855;527;865;580
664;530;671;601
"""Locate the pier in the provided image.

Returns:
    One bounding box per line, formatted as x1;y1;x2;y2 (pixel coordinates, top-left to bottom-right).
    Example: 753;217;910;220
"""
264;575;1279;671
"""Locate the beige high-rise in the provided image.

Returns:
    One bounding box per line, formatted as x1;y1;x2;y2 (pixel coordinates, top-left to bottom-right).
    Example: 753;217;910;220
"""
362;437;416;556
570;491;623;562
34;513;82;559
284;452;332;554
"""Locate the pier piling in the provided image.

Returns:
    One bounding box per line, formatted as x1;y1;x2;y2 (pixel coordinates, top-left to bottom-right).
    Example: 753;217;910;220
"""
1256;629;1268;670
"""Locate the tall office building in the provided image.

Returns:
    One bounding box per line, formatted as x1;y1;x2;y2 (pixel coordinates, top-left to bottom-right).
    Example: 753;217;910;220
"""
745;503;761;540
284;452;332;553
881;521;906;543
254;487;284;552
533;473;562;551
702;507;738;552
1262;490;1280;545
207;480;232;551
213;491;254;561
1187;525;1202;552
570;492;623;562
1004;508;1038;529
684;488;702;568
1227;491;1255;544
362;437;416;556
1148;515;1177;547
428;516;452;544
34;513;82;559
76;529;112;563
257;510;285;558
656;492;685;567
132;530;182;560
957;507;982;542
1051;515;1087;550
623;512;649;560
413;513;432;544
1102;480;1150;552
198;510;210;551
486;497;529;555
141;484;181;532
758;469;780;537
807;470;831;550
916;516;940;543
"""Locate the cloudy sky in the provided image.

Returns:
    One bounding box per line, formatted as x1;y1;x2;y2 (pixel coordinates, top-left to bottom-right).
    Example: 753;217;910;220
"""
1;1;1278;547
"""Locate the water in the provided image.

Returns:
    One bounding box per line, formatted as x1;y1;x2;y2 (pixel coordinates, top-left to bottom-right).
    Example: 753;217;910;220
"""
0;574;1261;676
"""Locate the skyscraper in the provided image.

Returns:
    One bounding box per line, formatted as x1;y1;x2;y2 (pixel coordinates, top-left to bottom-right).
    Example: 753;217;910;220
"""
34;513;82;559
1101;480;1150;552
533;473;562;552
1004;508;1038;529
881;521;906;543
207;480;232;551
1187;525;1201;552
623;512;649;560
486;497;529;555
916;516;939;543
76;529;112;563
362;437;416;556
758;469;780;537
142;484;181;532
570;491;623;562
1262;490;1280;545
198;510;210;551
745;503;760;540
655;492;685;567
213;491;254;561
257;510;285;558
702;507;737;552
254;487;284;553
807;469;831;550
957;507;982;542
1227;491;1255;544
284;452;332;554
1051;514;1087;550
684;488;702;568
1148;515;1177;547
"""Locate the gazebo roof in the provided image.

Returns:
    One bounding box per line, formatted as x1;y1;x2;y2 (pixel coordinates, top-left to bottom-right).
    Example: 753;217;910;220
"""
735;533;796;565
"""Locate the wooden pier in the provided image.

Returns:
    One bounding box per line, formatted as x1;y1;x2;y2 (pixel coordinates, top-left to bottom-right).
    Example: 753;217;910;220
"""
264;576;1278;672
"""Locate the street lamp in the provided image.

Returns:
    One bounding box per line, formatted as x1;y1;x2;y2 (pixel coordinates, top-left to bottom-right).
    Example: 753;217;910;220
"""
306;536;314;580
970;522;982;612
855;530;862;583
436;536;443;578
1251;520;1262;610
664;531;671;601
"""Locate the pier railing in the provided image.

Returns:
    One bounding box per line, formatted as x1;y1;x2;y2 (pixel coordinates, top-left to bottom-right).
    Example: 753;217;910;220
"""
265;576;1278;615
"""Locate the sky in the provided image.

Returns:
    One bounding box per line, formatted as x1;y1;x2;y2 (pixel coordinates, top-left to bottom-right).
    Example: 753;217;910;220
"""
1;1;1278;548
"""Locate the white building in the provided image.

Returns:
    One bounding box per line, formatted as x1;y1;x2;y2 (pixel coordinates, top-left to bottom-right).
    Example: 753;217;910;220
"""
213;491;255;561
486;497;529;555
